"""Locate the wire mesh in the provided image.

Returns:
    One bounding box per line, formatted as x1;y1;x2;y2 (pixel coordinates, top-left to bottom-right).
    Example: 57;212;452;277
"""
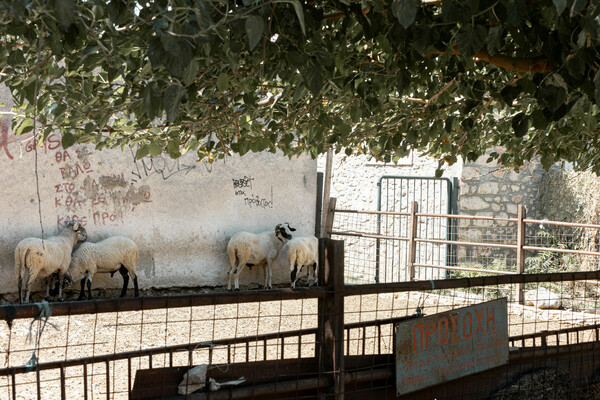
0;295;320;400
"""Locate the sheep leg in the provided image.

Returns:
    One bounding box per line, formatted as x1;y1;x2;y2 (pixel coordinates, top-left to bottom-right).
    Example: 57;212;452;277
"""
290;262;298;289
266;260;273;289
118;266;129;297
44;276;52;301
24;269;39;304
233;262;245;291
133;275;139;297
77;278;86;301
308;262;318;287
86;276;93;300
57;272;66;302
17;272;23;304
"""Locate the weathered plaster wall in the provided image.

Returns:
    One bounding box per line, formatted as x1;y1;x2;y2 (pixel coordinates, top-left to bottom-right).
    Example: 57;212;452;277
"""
0;92;316;300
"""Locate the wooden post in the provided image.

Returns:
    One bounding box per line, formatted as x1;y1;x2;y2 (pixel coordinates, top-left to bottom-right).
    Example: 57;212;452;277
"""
408;201;419;281
320;149;334;238
517;205;527;304
317;238;345;399
324;197;337;239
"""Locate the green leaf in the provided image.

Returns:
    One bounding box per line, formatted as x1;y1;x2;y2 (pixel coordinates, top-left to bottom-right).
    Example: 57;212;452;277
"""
245;15;264;51
136;145;150;159
182;59;199;86
539;84;566;113
487;26;503;56
148;141;163;156
553;0;567;15
531;110;548;130
164;84;185;123
304;65;323;96
456;24;487;57
61;131;76;148
512;112;530;138
217;72;229;92
144;82;162;120
54;0;74;27
392;0;421;29
14;118;34;136
273;0;306;36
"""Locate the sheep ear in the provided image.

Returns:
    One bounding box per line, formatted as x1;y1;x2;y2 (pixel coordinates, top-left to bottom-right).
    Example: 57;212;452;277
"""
275;224;281;231
290;227;296;231
73;222;80;231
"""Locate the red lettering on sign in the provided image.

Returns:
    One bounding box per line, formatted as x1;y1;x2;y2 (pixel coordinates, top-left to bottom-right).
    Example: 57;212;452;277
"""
475;308;484;335
486;307;496;332
463;312;472;339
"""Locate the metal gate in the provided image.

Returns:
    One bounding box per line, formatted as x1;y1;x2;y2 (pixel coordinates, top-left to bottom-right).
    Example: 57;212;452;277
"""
376;176;458;282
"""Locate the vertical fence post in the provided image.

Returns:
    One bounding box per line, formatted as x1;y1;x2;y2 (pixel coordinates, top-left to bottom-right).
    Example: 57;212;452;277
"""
408;201;419;281
517;205;527;304
318;238;345;399
324;197;337;239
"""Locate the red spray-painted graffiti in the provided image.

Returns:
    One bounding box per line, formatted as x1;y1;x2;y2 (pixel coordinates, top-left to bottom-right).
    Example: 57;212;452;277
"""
0;117;153;228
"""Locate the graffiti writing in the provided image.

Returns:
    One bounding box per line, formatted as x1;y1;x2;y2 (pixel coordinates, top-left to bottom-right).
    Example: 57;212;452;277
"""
243;187;274;209
232;176;254;189
130;149;196;181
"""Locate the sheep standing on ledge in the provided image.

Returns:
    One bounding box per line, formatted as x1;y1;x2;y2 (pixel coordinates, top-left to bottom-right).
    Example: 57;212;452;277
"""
286;236;318;288
14;221;88;303
226;223;296;291
66;236;139;300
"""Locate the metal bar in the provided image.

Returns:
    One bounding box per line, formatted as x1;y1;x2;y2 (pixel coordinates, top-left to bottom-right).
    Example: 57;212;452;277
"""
36;367;40;400
0;314;421;379
324;197;337;238
415;238;518;249
11;371;16;400
344;270;600;296
408;201;418;281
127;357;132;395
412;263;515;275
0;287;329;322
524;218;600;230
315;171;324;238
522;245;600;257
330;231;409;241
83;362;88;400
376;177;383;284
60;366;66;400
517;205;527;305
105;360;110;400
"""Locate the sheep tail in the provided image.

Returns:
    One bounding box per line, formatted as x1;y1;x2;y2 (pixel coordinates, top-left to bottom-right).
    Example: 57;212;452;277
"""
227;246;238;269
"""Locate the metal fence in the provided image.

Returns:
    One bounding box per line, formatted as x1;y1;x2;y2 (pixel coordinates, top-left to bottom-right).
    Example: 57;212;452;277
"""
330;202;600;287
1;239;600;399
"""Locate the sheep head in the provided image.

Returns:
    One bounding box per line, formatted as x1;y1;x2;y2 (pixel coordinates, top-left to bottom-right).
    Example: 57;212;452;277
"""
275;222;296;242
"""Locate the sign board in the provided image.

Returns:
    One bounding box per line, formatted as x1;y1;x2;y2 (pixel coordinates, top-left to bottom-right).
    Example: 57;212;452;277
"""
395;298;509;396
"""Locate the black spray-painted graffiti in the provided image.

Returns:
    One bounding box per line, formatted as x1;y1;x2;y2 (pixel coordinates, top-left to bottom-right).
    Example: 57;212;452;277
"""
130;149;196;182
232;176;254;196
243;186;274;209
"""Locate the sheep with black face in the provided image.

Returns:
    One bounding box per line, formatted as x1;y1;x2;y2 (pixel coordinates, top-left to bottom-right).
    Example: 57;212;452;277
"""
226;223;296;290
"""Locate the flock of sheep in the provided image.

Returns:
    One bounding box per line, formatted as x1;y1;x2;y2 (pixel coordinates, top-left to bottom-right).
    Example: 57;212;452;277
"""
13;221;318;304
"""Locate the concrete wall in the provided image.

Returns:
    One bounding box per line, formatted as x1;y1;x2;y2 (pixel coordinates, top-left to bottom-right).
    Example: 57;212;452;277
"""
0;95;317;300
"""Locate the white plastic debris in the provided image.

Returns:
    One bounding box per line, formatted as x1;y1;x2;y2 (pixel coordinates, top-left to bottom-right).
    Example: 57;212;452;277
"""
208;376;246;391
178;364;208;395
525;288;563;309
178;365;246;395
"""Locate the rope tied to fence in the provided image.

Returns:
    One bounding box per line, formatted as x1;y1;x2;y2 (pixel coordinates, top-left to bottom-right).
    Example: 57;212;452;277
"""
25;301;58;372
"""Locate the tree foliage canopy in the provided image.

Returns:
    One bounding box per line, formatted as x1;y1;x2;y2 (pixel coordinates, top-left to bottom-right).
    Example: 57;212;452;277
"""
1;0;599;172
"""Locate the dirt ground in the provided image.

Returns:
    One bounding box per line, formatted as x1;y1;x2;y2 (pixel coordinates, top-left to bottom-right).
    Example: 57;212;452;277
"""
1;287;599;400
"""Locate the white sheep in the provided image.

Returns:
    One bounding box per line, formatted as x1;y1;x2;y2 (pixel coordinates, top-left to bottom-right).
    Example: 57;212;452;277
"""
226;223;296;291
65;236;139;300
14;221;88;303
287;236;319;288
